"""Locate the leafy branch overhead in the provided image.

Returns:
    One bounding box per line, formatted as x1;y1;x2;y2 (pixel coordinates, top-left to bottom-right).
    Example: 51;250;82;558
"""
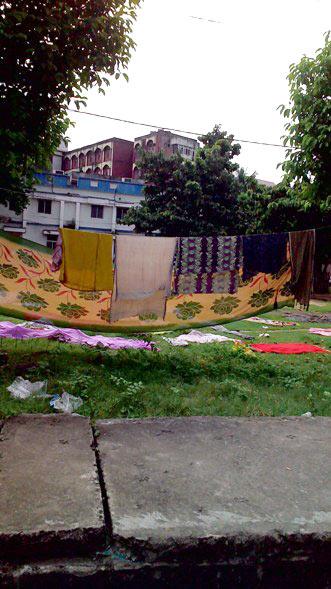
279;32;331;207
0;0;141;211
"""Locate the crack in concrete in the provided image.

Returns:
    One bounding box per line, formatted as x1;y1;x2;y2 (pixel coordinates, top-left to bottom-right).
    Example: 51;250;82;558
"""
91;423;113;546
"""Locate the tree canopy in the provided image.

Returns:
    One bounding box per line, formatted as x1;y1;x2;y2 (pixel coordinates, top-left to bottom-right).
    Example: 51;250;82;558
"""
124;125;255;236
279;32;331;208
0;0;141;212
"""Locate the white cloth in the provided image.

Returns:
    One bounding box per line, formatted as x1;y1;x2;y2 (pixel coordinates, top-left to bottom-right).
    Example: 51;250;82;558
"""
111;235;177;322
309;328;331;337
163;330;239;347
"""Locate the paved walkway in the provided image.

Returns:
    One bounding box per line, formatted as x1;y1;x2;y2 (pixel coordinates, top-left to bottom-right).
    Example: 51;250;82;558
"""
0;415;330;587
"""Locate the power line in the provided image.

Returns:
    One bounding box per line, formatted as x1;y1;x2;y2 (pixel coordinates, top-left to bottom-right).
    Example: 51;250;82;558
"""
189;15;223;24
67;108;292;149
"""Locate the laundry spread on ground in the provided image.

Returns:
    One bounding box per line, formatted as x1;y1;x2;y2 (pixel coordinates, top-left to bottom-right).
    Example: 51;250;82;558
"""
172;236;242;294
111;235;177;322
283;310;331;323
242;232;288;282
59;228;114;291
164;330;239;346
244;317;297;326
309;328;331;337
289;229;315;309
211;324;254;340
250;343;329;354
0;321;155;350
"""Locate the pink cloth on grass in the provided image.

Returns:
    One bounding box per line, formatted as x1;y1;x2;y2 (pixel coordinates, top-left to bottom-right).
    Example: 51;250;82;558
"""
309;328;331;337
0;321;154;351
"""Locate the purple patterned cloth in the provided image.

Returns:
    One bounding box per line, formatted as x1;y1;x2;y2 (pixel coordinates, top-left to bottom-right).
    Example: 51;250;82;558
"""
173;236;242;295
0;322;155;350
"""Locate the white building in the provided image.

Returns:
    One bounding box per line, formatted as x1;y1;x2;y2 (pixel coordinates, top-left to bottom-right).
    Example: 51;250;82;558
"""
0;173;144;249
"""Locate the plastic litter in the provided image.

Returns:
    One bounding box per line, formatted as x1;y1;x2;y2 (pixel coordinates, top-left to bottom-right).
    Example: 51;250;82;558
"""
258;333;270;338
301;411;313;417
7;377;48;400
50;392;83;414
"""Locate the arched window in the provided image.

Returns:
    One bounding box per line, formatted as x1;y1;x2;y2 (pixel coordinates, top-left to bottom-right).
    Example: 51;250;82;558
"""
133;166;141;179
94;167;101;175
95;148;102;164
86;150;94;165
71;155;78;169
146;139;155;152
103;165;110;177
103;146;111;162
134;142;141;151
63;157;70;171
85;168;92;174
79;153;85;168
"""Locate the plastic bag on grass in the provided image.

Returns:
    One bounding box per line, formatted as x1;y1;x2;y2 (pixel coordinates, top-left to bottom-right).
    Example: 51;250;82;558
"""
50;392;83;414
7;377;48;400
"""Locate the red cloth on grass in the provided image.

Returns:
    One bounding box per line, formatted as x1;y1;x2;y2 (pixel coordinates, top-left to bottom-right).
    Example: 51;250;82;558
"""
251;343;328;354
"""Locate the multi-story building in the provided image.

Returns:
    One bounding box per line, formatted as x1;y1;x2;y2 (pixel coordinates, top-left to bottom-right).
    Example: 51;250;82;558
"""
61;137;134;179
0;173;144;248
133;129;199;178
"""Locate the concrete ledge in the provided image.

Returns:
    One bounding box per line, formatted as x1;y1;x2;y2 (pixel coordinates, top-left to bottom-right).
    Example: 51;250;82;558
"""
0;415;105;561
96;416;331;565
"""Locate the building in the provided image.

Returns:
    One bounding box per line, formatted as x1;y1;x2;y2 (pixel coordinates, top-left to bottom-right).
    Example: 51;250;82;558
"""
133;129;199;178
0;173;144;248
61;138;134;179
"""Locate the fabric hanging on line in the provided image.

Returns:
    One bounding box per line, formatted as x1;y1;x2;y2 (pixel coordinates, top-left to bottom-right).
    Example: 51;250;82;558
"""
111;235;177;322
50;233;63;272
59;228;114;291
242;233;289;282
172;235;243;294
289;229;315;310
250;342;329;354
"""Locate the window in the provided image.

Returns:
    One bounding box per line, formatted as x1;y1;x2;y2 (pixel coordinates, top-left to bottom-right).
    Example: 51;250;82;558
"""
38;199;52;214
91;205;104;219
46;234;58;249
116;206;130;222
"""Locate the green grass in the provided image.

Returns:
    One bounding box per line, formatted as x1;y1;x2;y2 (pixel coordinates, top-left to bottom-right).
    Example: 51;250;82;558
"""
0;304;330;420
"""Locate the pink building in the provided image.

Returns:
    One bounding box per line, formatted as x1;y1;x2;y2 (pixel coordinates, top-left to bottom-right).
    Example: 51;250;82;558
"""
133;129;198;178
62;138;134;179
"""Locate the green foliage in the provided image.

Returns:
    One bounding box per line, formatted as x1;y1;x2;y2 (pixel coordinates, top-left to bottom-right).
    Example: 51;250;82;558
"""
124;125;254;236
0;0;141;211
237;182;331;235
279;32;331;207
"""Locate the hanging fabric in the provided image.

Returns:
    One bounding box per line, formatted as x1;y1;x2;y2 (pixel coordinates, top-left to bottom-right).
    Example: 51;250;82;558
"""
242;233;288;282
172;236;242;295
50;233;63;272
111;235;177;322
289;229;315;309
59;228;113;291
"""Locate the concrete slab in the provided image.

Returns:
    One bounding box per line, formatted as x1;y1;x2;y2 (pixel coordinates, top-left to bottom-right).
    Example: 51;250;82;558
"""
0;414;105;560
97;416;331;564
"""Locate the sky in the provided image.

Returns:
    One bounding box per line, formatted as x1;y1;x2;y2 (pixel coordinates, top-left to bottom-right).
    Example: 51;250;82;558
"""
67;0;330;182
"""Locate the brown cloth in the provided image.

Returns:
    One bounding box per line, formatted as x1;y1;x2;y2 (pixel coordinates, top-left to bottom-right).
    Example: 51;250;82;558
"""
289;229;315;309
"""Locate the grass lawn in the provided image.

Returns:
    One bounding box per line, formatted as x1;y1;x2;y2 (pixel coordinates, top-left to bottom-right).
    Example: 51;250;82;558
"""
0;302;330;420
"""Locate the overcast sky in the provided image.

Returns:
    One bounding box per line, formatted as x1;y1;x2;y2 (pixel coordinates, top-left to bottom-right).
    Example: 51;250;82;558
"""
67;0;330;182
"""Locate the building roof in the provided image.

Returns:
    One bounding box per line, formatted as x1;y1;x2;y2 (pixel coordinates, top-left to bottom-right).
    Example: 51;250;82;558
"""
65;137;133;155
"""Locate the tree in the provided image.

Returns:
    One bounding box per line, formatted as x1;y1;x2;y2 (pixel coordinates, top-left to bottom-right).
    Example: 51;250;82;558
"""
124;125;252;236
0;0;141;212
279;32;331;208
237;182;331;235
